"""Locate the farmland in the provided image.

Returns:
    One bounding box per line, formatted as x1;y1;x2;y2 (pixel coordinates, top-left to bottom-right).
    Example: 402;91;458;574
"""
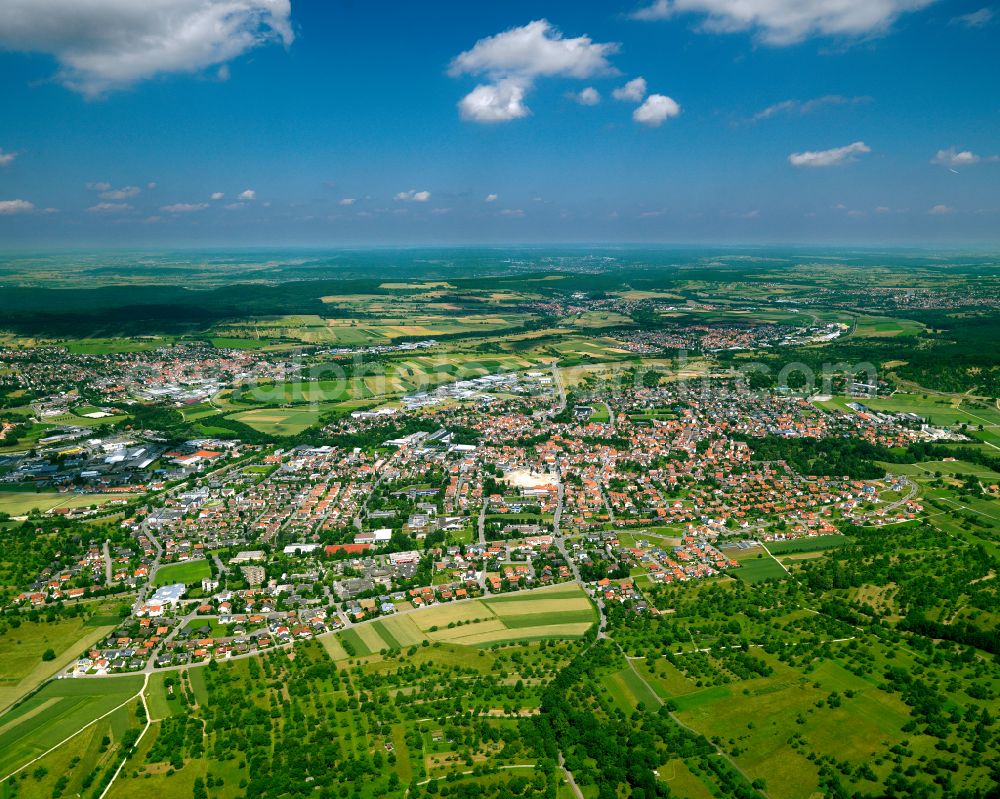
1;254;1000;798
329;583;597;656
821;392;1000;429
0;606;122;714
0;676;143;779
227;406;322;435
0;492;134;518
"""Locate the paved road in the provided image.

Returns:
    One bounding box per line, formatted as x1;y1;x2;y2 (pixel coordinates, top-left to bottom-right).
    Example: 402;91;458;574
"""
102;540;112;585
558;752;585;799
477;498;487;545
212;553;228;576
98;672;152;799
550;360;566;415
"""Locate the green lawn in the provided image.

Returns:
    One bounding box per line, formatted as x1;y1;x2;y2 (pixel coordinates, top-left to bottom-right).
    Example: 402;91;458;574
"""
152;559;211;587
882;459;1000;481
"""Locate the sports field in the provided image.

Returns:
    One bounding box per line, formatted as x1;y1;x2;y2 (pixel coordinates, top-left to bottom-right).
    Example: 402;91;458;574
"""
152;559;211;586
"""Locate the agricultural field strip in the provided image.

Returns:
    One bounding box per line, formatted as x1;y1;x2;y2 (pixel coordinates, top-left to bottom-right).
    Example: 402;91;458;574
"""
0;675;145;783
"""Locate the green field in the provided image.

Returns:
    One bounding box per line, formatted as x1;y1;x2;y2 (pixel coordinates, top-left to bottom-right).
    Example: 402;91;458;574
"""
152;559;211;587
671;653;911;799
0;676;143;778
821;392;1000;429
228;406;322;435
850;315;924;338
62;338;167;354
329;584;598;655
764;535;847;554
0;608;122;714
882;458;1000;481
732;555;787;583
0;492;134;517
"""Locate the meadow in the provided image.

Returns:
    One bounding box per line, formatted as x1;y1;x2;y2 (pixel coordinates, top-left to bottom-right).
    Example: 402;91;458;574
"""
821;392;1000;429
764;535;847;554
730;548;787;583
850;315;924;338
0;606;122;714
0;676;142;779
0;492;133;517
53;636;588;799
227;406;322;435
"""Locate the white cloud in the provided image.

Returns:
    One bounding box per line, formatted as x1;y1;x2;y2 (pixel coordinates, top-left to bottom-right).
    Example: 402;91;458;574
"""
211;191;225;200
224;202;245;210
928;204;955;215
99;185;140;200
499;208;525;217
450;20;618;123
612;77;647;102
633;94;681;126
147;182;157;189
629;0;934;45
0;0;294;96
394;190;431;202
485;193;498;202
161;202;208;213
753;94;870;121
951;8;994;27
875;205;892;214
0;199;35;214
238;189;256;200
788;141;870;167
88;202;132;212
86;182;111;191
570;86;601;105
338;197;356;206
931;147;997;167
450;20;617;81
0;149;17;167
458;79;530;122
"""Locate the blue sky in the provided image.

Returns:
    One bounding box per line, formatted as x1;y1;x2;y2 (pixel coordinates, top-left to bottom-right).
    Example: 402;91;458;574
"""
0;0;998;247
